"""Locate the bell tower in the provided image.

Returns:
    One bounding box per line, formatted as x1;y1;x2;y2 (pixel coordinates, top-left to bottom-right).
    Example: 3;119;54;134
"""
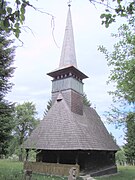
47;4;88;115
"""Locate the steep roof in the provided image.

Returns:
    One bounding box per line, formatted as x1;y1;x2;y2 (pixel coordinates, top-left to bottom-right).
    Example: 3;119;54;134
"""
59;5;77;69
47;5;88;80
24;93;119;151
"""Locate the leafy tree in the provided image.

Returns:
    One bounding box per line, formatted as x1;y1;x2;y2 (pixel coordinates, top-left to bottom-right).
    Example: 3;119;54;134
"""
0;0;54;39
0;0;32;38
99;16;135;165
7;135;18;157
98;18;135;124
115;147;126;165
1;1;134;39
124;112;135;165
89;0;135;27
0;29;15;157
13;102;39;161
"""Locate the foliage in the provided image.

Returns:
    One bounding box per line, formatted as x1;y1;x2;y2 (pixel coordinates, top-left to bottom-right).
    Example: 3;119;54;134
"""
8;154;19;161
0;1;54;39
7;135;17;156
98;18;135;124
0;0;32;38
89;0;135;27
1;0;134;38
115;148;126;166
99;17;135;166
109;132;116;143
0;101;14;157
0;30;15;98
99;22;135;104
0;29;15;156
12;102;39;161
43;99;52;117
124;112;135;165
83;93;91;107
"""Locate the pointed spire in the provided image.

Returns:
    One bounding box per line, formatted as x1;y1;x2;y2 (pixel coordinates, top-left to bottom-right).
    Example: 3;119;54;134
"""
59;5;77;69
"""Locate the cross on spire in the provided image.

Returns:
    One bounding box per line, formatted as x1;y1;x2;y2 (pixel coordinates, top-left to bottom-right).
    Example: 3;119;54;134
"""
67;0;72;7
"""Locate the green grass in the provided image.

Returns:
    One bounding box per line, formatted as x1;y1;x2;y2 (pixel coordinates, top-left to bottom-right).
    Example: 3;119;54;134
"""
95;166;135;180
0;160;135;180
0;159;23;180
0;159;67;180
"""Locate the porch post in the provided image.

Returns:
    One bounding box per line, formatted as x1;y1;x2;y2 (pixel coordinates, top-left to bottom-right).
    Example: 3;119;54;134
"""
75;152;79;164
57;152;60;164
26;149;29;161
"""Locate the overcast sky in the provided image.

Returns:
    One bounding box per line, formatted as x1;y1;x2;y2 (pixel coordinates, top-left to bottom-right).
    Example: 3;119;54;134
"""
7;0;125;146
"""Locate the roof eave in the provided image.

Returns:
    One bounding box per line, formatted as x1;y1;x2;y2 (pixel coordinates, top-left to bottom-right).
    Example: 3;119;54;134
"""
47;66;88;80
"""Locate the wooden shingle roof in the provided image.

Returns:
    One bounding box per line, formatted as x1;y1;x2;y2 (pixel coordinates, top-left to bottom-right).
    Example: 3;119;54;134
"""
24;93;119;151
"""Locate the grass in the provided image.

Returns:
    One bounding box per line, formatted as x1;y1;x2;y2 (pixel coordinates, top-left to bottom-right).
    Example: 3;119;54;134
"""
0;159;23;180
95;166;135;180
0;160;135;180
0;159;67;180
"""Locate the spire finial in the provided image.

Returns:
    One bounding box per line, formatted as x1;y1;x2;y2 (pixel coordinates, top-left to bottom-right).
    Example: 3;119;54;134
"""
67;0;72;7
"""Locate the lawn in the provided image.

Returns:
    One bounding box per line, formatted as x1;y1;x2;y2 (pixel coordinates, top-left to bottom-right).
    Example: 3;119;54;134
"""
0;159;67;180
95;166;135;180
0;160;135;180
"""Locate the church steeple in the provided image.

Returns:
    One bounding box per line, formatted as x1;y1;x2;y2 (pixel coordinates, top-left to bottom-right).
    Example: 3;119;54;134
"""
59;5;77;69
47;4;88;115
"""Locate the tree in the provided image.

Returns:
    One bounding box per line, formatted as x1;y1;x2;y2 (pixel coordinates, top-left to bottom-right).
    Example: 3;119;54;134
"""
0;0;33;38
83;93;92;107
1;1;134;39
0;30;15;100
89;0;135;27
98;15;135;165
43;99;52;117
0;101;14;157
0;1;54;39
13;102;39;161
0;29;15;157
124;112;135;165
98;18;135;125
115;147;126;165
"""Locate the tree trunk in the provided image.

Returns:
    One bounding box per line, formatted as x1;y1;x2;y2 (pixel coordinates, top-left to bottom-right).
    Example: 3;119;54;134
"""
19;148;23;161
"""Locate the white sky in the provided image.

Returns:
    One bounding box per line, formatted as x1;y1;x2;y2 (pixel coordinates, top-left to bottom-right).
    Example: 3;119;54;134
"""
7;0;125;146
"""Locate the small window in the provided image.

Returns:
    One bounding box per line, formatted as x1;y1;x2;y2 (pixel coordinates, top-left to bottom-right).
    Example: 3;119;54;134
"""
57;93;63;101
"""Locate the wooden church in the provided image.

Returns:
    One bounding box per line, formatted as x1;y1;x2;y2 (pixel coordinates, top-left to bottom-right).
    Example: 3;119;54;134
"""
24;4;119;177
